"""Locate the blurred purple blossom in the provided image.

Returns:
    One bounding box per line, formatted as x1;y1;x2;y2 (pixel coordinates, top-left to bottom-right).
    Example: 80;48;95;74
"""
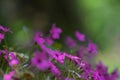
31;51;50;71
50;62;61;77
9;59;19;67
50;23;62;39
34;32;45;45
65;36;76;48
45;36;54;46
88;42;97;54
4;70;14;80
0;25;10;32
0;33;4;43
9;52;19;67
75;31;85;42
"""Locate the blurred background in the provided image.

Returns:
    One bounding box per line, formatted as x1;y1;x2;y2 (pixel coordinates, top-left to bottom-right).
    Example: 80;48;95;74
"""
0;0;120;73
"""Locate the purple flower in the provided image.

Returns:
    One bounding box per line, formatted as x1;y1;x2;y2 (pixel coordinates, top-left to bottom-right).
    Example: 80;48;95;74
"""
96;62;108;76
46;49;66;64
88;42;97;54
75;31;85;42
65;36;76;48
37;60;51;71
37;41;66;64
65;53;80;64
0;25;10;32
31;51;50;71
64;77;74;80
34;32;45;45
0;25;11;43
4;54;9;62
65;53;80;61
78;60;86;69
81;64;98;80
0;33;4;39
50;23;62;39
9;52;16;59
34;32;40;42
9;52;19;67
4;70;14;80
0;33;4;43
52;51;66;64
110;69;119;80
50;62;61;77
90;70;105;80
56;52;66;64
0;50;7;55
96;62;119;80
77;46;87;58
9;59;19;67
45;36;54;46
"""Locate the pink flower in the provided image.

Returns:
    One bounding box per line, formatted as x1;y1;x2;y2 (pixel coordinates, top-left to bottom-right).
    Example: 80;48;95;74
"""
45;36;54;46
79;60;86;68
88;42;97;54
37;60;50;71
0;33;4;39
0;33;4;43
34;32;45;45
48;50;66;64
4;54;9;62
50;62;61;77
31;51;50;71
4;71;14;80
0;50;7;55
9;59;19;67
9;52;16;59
37;42;66;64
110;69;119;80
57;53;66;64
75;31;85;42
9;52;19;67
50;23;62;39
65;53;80;64
65;53;80;61
77;46;87;58
0;25;10;32
64;77;74;80
96;62;108;75
65;36;76;48
0;25;11;43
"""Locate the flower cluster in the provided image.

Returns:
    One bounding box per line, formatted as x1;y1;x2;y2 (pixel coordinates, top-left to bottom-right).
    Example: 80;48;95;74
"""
0;24;119;80
0;25;10;43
